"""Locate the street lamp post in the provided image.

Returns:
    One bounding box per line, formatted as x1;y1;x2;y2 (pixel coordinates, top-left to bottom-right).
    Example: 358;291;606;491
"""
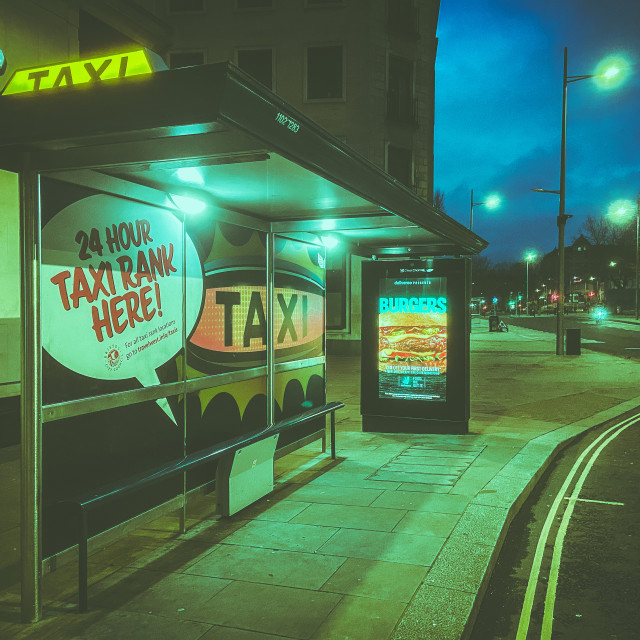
525;252;537;315
469;190;500;332
636;193;640;320
532;47;628;354
470;189;500;232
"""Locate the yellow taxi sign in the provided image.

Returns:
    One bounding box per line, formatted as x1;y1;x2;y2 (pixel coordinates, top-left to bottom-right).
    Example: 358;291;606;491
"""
1;49;155;96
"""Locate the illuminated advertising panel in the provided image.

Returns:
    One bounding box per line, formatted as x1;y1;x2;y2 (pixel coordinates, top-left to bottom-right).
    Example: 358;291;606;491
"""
1;49;156;95
361;259;470;434
378;276;447;401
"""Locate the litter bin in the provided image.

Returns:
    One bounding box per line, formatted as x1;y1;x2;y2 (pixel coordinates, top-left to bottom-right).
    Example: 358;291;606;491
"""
566;328;581;355
489;315;500;332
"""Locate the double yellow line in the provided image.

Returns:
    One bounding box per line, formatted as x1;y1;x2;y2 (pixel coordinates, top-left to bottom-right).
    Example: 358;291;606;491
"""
516;413;638;640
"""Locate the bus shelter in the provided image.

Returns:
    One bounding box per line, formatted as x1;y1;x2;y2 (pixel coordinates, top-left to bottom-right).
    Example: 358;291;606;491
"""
0;49;487;620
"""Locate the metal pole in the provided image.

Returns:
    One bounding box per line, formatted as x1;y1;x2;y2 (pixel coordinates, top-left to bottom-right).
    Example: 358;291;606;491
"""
526;261;530;315
635;210;639;320
470;189;474;231
180;213;187;535
469;190;474;334
266;231;275;426
557;47;569;355
20;166;42;622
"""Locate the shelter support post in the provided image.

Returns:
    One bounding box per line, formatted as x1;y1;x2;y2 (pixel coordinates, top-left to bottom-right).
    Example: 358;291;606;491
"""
20;167;42;623
267;231;275;426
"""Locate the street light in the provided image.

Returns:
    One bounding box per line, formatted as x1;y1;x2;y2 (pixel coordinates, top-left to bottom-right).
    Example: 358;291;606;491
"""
469;190;501;333
608;196;640;319
532;47;630;355
470;190;501;232
524;251;537;315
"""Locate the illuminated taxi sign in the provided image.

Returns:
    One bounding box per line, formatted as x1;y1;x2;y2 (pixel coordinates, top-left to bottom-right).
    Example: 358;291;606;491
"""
1;49;154;96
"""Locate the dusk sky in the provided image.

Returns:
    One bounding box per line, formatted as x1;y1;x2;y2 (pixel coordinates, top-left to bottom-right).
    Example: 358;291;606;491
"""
434;0;640;264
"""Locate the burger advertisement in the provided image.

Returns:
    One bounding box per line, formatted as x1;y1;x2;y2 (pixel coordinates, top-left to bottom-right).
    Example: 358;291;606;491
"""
361;259;470;434
377;279;447;401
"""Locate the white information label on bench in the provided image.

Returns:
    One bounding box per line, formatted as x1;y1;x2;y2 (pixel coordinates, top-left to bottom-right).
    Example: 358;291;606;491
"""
216;434;279;516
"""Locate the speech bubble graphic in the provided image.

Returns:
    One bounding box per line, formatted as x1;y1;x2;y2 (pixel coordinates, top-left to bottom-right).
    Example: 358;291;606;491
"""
42;194;204;422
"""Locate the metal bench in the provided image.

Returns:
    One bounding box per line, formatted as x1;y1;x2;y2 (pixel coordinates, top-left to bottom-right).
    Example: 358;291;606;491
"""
58;401;343;612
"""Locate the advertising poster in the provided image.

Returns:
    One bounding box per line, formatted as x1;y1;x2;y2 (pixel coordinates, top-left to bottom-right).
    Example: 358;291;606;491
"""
39;177;327;555
361;259;469;434
378;275;447;401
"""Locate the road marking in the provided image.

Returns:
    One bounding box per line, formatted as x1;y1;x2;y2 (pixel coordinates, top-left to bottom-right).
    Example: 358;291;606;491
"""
564;497;624;506
541;420;636;639
515;413;640;640
624;347;640;350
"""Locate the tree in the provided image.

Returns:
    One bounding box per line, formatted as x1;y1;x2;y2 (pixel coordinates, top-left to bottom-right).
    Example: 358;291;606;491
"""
432;190;446;213
579;215;634;246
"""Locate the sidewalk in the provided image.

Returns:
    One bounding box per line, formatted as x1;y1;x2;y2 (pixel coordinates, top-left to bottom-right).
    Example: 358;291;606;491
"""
1;324;639;640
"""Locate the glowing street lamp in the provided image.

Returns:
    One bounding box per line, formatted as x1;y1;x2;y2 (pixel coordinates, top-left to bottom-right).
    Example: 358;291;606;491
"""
531;47;631;355
524;251;537;315
470;190;501;232
608;197;640;319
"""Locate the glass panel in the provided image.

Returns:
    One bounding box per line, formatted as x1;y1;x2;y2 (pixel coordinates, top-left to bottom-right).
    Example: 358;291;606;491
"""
0;169;20;396
326;251;347;330
183;375;267;489
40;176;184;405
42;397;183;557
378;275;447;401
273;236;326;437
275;363;326;449
186;221;267;377
274;236;325;365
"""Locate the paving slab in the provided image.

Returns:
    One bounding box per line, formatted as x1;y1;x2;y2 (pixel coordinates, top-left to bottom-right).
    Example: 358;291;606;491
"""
317;528;445;566
221;520;339;553
320;558;427;603
185;581;342;639
290;502;407;532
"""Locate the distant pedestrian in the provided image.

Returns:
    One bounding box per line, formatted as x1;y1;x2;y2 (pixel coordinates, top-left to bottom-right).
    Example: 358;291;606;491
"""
531;308;536;318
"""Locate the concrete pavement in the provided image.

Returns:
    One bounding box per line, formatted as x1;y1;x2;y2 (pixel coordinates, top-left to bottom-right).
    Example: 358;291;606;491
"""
1;322;639;640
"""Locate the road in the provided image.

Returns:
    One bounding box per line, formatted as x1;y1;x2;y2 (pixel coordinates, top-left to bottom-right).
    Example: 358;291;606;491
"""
470;409;640;640
489;314;640;360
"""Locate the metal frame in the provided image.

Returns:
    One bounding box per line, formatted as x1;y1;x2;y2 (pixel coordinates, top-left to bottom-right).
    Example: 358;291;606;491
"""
20;166;42;623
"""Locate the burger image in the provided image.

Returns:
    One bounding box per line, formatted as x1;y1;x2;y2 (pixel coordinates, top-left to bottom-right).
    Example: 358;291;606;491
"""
378;311;446;373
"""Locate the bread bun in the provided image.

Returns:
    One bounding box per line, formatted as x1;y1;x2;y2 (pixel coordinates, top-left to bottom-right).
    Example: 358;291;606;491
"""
378;311;445;328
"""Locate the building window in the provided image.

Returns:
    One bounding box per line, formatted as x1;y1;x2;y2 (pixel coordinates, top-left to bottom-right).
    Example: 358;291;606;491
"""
326;252;348;330
388;0;419;37
387;145;413;189
236;0;273;9
387;54;417;124
306;45;344;100
168;0;205;13
237;49;273;90
169;51;205;69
